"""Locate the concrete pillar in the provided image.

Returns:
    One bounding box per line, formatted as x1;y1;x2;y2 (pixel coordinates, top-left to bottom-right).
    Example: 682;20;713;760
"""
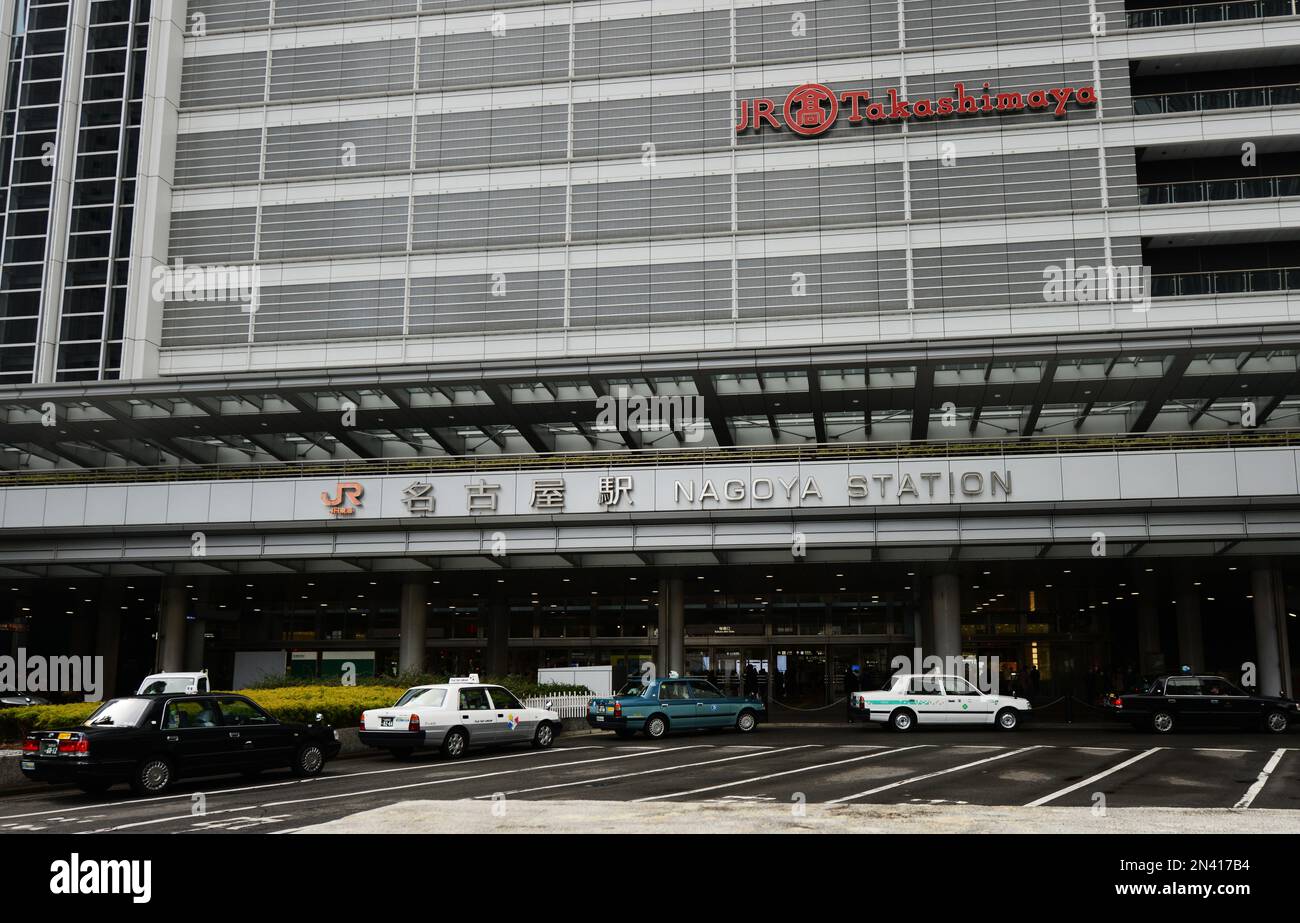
658;574;685;677
485;598;510;677
157;577;188;672
398;574;428;676
184;619;206;672
1252;564;1294;698
95;586;122;698
1136;573;1163;675
1176;586;1204;672
930;571;961;663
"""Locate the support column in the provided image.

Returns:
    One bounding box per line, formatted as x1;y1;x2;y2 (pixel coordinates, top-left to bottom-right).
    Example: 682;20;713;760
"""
485;598;510;677
658;574;685;677
1252;564;1294;698
398;574;428;676
1136;572;1163;675
930;571;961;664
1176;584;1204;672
95;585;123;698
184;618;206;672
157;576;188;672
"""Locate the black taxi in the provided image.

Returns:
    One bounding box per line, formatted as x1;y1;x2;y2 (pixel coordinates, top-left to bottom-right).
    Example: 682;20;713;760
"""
1112;673;1298;734
20;693;341;795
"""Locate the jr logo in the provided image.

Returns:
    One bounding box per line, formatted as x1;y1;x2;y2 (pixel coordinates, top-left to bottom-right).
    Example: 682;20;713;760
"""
322;482;364;516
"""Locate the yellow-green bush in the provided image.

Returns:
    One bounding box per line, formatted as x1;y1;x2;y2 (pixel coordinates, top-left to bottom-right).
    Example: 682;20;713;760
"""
0;685;410;742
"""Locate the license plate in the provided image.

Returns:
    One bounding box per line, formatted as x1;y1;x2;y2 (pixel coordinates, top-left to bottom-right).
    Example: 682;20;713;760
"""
42;741;57;756
20;760;34;770
595;716;604;722
380;717;393;728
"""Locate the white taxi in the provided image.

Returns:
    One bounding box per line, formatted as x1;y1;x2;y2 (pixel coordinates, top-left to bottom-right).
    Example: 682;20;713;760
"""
358;676;562;759
848;673;1031;731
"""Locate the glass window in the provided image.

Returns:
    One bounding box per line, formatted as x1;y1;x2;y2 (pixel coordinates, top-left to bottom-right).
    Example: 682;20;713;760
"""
908;675;944;695
943;676;982;696
395;687;447;708
1201;677;1244;697
488;687;523;710
458;687;491;710
218;697;273;726
690;681;723;698
659;681;690;700
1164;676;1201;695
85;698;152;728
163;699;219;729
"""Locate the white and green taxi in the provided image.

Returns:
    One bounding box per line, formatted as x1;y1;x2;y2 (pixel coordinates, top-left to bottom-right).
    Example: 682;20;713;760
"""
358;675;562;759
848;673;1031;731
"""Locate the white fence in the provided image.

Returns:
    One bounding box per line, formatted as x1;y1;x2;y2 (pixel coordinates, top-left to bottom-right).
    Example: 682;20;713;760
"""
524;694;594;718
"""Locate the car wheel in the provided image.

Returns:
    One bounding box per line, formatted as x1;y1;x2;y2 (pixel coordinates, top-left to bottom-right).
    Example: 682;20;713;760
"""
995;708;1019;731
614;729;637;739
889;708;916;732
736;709;759;733
388;748;415;760
130;757;173;796
1151;711;1175;734
532;722;555;749
291;743;326;777
76;780;112;795
645;714;669;740
1264;710;1289;734
441;728;468;759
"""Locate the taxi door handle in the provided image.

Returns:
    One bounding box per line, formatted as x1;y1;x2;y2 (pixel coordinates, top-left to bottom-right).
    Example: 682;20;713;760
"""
166;735;179;742
497;713;504;717
228;732;241;738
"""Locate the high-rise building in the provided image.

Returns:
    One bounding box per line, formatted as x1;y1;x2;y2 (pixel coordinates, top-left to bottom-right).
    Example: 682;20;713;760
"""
0;0;1297;703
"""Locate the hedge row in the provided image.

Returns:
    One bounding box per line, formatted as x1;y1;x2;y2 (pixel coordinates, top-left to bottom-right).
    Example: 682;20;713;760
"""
0;679;590;742
244;672;592;699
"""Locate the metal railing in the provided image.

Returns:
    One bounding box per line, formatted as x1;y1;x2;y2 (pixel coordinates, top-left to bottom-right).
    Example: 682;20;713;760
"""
5;429;1300;487
523;694;594;718
1133;82;1300;115
1139;173;1300;205
1127;0;1297;29
1150;265;1300;296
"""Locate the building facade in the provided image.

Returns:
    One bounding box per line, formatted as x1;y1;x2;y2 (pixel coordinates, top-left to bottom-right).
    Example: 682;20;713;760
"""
0;0;1298;707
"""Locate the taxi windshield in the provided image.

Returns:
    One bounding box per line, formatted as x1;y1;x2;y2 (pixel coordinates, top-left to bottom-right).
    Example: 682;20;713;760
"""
395;687;448;708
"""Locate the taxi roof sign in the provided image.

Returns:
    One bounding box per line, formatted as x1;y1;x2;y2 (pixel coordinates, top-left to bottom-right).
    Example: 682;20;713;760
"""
449;674;480;684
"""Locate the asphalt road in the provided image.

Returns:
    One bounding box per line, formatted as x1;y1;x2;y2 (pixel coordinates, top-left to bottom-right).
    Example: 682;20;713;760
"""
1;724;1297;834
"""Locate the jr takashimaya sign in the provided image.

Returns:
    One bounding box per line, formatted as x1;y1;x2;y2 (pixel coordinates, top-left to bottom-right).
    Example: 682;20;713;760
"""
736;81;1099;137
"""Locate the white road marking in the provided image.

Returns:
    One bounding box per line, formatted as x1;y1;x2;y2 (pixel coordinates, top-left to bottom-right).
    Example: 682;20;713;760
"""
636;745;931;802
1025;747;1163;807
1233;748;1288;810
78;746;710;833
473;745;819;798
0;745;602;821
827;746;1042;804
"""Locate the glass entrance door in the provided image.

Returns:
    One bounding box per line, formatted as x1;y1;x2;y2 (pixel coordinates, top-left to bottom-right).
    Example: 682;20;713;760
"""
773;647;827;707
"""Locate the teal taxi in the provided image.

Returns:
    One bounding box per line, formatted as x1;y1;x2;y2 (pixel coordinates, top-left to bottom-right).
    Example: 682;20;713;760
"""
586;676;765;739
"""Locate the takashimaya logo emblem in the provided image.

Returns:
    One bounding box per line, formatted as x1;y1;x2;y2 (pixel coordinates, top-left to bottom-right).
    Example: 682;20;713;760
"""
784;82;839;137
322;482;364;516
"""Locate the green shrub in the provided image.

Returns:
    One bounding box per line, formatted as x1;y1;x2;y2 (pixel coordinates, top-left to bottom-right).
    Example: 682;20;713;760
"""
245;672;591;700
0;678;591;742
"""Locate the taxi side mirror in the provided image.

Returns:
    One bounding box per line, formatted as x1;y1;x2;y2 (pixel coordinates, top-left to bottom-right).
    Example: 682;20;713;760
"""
543;700;553;711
